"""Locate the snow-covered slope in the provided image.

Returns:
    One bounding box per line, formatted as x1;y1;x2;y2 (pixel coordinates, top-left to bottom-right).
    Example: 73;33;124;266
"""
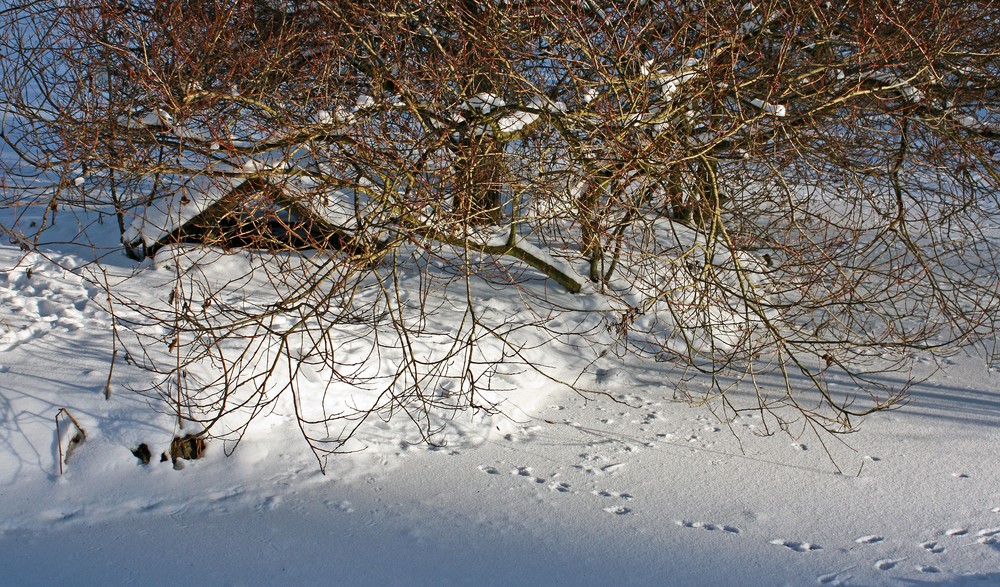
1;206;999;586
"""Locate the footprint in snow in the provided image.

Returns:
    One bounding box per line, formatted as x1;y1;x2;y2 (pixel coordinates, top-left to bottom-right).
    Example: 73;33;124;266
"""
976;528;1000;545
602;506;632;516
874;558;903;571
945;528;969;537
33;298;67;319
255;495;281;512
677;520;741;534
573;462;625;476
917;565;942;574
921;540;945;554
547;481;572;493
593;490;633;501
477;465;499;475
0;320;43;352
771;539;822;552
510;466;545;484
817;571;852;585
126;499;165;513
855;535;884;545
322;499;354;513
39;508;83;523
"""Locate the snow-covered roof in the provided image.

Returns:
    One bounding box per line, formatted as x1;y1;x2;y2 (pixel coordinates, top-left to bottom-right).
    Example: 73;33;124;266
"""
122;173;247;250
122;171;363;255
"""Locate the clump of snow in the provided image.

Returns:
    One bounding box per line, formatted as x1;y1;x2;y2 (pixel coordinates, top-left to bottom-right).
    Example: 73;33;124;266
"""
863;70;925;104
464;92;505;115
748;98;786;117
355;94;375;110
497;110;539;134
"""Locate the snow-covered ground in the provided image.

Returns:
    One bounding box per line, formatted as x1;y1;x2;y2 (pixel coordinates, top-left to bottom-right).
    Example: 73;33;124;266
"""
1;207;999;587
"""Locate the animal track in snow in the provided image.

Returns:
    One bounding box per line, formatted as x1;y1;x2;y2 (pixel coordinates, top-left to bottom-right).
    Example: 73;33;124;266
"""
921;540;945;554
602;505;632;516
121;498;163;513
771;539;822;552
874;558;903;571
975;527;1000;545
917;565;941;574
677;520;741;534
477;465;499;475
944;528;969;537
38;508;84;523
572;456;625;476
855;535;884;544
207;487;245;502
817;571;852;585
593;490;633;501
510;466;546;484
255;495;281;512
207;487;247;512
323;499;354;513
547;481;572;493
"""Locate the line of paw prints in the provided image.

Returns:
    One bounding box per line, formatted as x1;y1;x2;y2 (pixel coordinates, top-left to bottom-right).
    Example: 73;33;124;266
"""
844;523;1000;578
476;464;634;514
676;520;742;535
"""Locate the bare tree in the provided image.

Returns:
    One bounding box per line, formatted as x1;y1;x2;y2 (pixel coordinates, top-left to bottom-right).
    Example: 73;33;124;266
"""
3;0;999;468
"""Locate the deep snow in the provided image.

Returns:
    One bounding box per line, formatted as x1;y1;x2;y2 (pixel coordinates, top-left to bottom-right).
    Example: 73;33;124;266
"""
1;206;999;587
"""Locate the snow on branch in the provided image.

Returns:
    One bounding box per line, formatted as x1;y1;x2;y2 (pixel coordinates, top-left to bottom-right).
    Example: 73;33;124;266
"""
859;69;1000;136
861;70;925;105
949;111;1000;136
747;98;786;117
643;57;701;104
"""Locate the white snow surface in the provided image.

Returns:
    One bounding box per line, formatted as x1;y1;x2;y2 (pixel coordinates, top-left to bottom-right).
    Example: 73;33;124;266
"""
1;208;1000;586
